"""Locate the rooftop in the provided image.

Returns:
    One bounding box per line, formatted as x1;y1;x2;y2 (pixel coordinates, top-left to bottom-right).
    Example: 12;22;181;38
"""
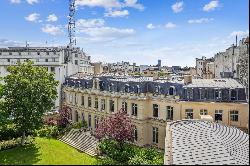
165;120;249;165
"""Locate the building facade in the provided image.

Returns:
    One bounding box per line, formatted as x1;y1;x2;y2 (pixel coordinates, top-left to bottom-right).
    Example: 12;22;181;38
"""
0;46;93;110
62;74;248;149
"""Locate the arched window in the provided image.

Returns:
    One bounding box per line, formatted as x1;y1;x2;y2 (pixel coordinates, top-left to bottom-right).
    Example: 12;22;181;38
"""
169;86;175;95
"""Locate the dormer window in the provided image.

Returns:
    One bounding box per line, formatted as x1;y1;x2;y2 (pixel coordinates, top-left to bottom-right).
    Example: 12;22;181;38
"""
125;84;130;93
94;81;98;89
85;82;89;89
215;89;222;100
169;86;175;96
135;85;140;93
231;89;237;101
155;85;160;94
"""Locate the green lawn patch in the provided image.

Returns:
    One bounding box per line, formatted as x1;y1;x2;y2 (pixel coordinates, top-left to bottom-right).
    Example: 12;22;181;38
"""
0;137;100;165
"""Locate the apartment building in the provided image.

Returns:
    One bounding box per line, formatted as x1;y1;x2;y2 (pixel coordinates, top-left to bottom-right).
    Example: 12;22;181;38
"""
0;46;93;110
62;74;248;149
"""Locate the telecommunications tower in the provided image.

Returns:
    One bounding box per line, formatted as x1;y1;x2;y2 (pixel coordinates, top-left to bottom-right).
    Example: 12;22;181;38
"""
68;0;76;47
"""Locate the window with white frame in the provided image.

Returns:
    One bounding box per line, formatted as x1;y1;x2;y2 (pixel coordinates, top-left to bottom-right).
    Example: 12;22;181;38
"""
153;104;158;118
230;110;239;122
152;127;158;144
166;106;173;120
132;103;138;116
122;101;127;113
215;110;223;121
110;100;114;112
185;109;193;119
200;109;208;115
94;98;98;109
101;99;105;111
81;96;84;106
88;97;91;107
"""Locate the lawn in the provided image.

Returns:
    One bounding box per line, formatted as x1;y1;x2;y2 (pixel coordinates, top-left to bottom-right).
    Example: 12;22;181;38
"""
0;137;100;165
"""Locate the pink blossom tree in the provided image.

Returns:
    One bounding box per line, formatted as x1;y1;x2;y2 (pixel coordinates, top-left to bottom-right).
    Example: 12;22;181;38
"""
57;106;72;128
95;109;135;148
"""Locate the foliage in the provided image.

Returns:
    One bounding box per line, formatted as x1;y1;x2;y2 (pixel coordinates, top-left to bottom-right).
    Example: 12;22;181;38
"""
128;148;164;165
57;106;72;128
34;125;59;138
0;136;34;151
71;121;87;129
95;109;134;147
101;156;119;165
44;118;58;126
2;60;58;145
99;139;164;165
0;137;101;165
0;124;22;141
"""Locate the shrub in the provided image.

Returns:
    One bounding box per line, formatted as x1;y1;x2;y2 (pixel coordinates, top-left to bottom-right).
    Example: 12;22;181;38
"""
101;156;119;165
36;125;59;138
0;136;34;151
0;124;22;141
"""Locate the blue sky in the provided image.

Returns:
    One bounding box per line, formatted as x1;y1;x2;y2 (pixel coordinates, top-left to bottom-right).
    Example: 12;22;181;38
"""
0;0;249;67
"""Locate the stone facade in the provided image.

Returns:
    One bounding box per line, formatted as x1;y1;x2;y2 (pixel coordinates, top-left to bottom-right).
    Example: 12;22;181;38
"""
62;74;249;149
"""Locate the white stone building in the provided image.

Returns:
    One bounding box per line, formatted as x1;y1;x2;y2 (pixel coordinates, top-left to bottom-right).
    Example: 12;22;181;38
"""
0;46;93;111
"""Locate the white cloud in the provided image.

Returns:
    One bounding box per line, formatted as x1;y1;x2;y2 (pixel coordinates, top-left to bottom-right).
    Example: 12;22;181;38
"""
188;18;214;24
123;0;144;11
25;13;40;22
26;0;39;5
230;30;249;38
0;39;24;47
104;10;129;17
146;23;156;30
165;22;177;29
75;0;144;10
10;0;21;4
76;19;105;29
203;0;219;12
81;27;135;41
41;24;63;35
47;14;58;22
171;1;184;13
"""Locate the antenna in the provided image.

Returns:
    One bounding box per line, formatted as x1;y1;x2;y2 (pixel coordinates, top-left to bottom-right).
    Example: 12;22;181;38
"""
68;0;76;47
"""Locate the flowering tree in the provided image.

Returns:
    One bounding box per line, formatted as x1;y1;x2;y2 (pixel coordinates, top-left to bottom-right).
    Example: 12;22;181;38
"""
95;109;135;147
57;106;72;128
44;118;58;126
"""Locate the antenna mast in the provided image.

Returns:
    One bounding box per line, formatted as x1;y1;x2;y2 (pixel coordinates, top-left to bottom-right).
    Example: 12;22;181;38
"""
68;0;76;48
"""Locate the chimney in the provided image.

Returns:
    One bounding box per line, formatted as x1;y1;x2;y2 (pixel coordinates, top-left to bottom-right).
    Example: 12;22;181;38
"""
184;75;192;85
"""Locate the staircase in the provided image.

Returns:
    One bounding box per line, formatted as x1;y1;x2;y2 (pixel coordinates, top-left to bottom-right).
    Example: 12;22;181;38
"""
59;129;99;156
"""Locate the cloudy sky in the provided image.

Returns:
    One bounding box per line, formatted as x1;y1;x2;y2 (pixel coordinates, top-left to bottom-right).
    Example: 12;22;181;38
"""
0;0;249;67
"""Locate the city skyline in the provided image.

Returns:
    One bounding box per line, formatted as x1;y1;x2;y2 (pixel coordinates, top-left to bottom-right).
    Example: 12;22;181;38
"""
0;0;249;67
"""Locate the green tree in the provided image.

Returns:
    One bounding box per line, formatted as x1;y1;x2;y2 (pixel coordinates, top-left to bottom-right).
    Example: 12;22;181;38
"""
2;61;59;145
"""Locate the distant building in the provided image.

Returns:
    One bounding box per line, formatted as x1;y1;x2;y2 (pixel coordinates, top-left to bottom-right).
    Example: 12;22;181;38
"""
195;56;214;79
0;46;93;110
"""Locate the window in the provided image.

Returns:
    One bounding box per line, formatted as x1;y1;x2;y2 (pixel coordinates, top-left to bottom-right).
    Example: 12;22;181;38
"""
37;52;40;55
75;60;78;65
7;59;10;62
166;106;173;120
52;58;55;62
152;127;158;144
81;96;84;106
101;99;105;111
82;113;85;121
95;98;98;109
125;84;130;93
110;100;114;112
45;59;48;62
74;93;77;105
36;59;39;62
132;103;138;116
185;109;193;119
135;85;140;93
51;67;55;73
153;104;158;118
88;97;91;107
94;81;98;89
94;116;97;128
75;54;78;58
215;89;222;99
134;127;138;141
75;111;79;122
122;102;127;113
230;110;239;122
215;110;223;122
88;114;91;128
169;87;175;95
18;52;21;56
46;52;49;55
69;93;73;103
187;89;193;99
231;89;237;100
200;109;208;115
9;52;12;55
155;86;160;94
